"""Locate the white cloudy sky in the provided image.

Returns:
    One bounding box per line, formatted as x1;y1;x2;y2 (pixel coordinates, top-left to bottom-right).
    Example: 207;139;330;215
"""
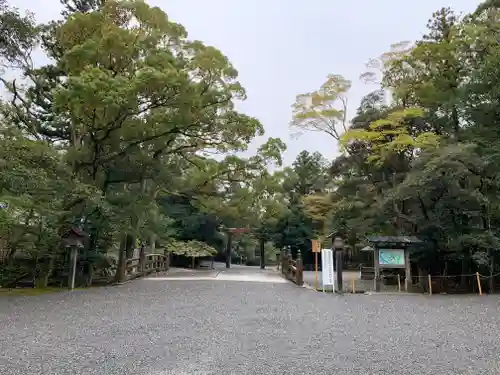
8;0;482;164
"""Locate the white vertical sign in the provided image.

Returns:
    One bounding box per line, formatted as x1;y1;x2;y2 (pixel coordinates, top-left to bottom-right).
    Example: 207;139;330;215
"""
321;248;335;291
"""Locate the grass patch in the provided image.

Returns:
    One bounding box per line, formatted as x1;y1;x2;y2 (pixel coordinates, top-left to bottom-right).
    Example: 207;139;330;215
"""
0;287;85;296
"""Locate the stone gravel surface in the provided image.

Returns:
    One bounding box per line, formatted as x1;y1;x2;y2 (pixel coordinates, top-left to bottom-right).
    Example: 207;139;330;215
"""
1;267;500;374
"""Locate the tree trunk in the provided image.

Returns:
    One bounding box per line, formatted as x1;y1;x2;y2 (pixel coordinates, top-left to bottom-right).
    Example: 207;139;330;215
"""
148;235;156;253
35;256;54;288
125;234;135;259
489;255;495;293
418;267;426;293
84;262;94;287
163;247;170;271
460;258;467;289
138;241;146;273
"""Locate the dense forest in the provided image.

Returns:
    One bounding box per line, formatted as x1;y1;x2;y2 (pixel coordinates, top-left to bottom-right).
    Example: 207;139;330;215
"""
1;0;500;292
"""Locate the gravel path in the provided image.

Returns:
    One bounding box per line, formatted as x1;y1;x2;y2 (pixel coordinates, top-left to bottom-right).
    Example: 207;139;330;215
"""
1;266;500;374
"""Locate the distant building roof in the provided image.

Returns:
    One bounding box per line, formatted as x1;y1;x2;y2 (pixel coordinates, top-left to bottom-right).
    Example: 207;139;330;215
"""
366;235;421;244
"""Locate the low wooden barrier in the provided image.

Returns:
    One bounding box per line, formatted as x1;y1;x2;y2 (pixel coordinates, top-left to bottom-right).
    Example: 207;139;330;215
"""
360;266;375;280
281;249;303;286
125;253;169;280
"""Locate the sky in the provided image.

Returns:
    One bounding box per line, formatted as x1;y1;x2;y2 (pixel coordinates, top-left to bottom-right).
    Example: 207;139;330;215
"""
9;0;483;165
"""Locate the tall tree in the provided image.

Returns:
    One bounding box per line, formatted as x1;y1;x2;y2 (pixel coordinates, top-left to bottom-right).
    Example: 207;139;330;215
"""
290;74;351;140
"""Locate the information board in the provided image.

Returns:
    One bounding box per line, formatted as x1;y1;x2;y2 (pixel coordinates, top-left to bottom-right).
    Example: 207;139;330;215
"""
311;239;321;253
379;249;405;267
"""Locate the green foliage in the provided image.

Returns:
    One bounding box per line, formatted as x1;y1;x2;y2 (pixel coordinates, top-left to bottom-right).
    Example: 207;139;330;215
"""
165;239;217;258
6;0;500;295
291;74;351;140
0;0;37;68
0;0;285;286
294;4;500;291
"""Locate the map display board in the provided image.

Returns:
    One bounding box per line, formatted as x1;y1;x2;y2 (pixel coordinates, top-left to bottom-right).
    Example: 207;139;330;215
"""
378;249;405;267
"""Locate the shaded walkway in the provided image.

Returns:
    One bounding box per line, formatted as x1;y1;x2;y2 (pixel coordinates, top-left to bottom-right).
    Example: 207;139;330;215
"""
1;266;500;374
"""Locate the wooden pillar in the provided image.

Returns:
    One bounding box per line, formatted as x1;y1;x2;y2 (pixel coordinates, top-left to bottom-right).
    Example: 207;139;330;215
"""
404;248;411;292
296;250;303;285
259;237;265;269
163;247;171;271
374;247;380;292
115;236;127;283
281;249;286;274
286;247;292;277
335;249;344;293
138;241;146;274
226;231;233;269
68;246;78;290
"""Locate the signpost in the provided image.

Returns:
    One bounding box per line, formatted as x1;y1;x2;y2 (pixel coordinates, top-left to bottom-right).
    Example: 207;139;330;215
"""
312;239;320;290
321;248;334;292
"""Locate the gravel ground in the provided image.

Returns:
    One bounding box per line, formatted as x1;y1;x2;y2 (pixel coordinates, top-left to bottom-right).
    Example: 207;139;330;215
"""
1;266;500;374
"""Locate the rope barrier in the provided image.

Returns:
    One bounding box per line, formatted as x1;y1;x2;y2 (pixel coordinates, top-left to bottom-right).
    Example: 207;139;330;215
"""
396;272;500;279
479;271;500;279
365;271;500;296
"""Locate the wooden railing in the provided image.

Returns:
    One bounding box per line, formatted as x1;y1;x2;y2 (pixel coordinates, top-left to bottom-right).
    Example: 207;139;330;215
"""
125;253;169;280
281;248;303;286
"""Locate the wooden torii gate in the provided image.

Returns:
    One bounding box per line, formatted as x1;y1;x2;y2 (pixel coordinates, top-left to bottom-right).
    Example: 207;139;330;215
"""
224;227;266;269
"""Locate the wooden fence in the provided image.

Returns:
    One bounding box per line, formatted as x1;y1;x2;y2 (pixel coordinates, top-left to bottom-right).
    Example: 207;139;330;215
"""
281;248;303;286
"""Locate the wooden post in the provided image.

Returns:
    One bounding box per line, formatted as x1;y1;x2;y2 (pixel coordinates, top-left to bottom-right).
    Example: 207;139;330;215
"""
283;249;288;275
138;241;146;274
476;272;483;296
404;249;411;292
397;274;401;292
335;248;344;293
374;248;380;292
351;278;356;293
259;237;265;269
287;247;292;279
296;250;303;285
428;274;432;295
315;251;319;291
226;231;233;269
68;246;78;290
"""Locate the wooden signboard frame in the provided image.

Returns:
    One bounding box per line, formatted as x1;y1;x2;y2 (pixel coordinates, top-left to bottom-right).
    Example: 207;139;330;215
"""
311;239;321;290
311;239;320;253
